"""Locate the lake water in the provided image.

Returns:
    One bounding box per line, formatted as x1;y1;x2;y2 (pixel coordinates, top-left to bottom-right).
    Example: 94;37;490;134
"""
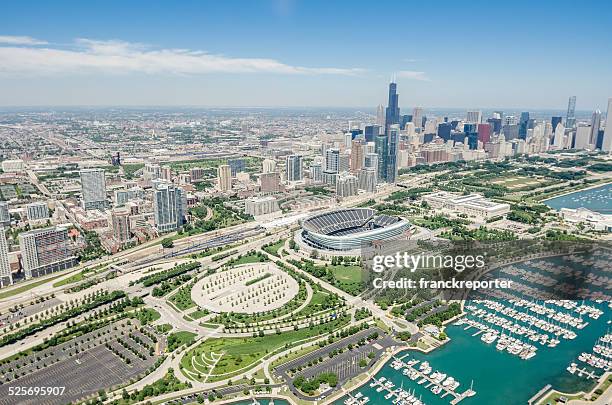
336;251;612;405
544;183;612;214
337;303;609;405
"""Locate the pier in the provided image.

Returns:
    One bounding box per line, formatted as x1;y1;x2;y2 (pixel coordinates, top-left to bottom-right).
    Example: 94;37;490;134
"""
391;356;476;404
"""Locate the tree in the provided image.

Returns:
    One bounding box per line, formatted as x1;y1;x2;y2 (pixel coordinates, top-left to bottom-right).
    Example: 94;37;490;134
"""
161;238;174;249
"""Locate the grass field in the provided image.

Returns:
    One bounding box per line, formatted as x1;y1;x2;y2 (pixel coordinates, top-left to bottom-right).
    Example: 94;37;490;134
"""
263;239;286;257
0;273;66;300
330;265;362;283
167;331;197;351
181;314;350;381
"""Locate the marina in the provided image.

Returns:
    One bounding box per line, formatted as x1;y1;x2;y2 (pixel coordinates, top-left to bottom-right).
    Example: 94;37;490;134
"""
544;182;612;214
337;253;611;405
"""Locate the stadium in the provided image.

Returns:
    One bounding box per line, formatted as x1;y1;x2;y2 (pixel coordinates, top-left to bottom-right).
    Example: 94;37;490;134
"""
298;208;411;252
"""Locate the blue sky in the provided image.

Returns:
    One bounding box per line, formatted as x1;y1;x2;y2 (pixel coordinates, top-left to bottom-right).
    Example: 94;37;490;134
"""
0;0;611;109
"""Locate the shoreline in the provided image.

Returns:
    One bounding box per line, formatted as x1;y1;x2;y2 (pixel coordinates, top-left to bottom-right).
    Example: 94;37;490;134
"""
540;180;611;204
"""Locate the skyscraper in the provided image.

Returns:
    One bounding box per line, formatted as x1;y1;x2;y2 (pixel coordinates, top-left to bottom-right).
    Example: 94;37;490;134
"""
375;134;387;182
519;112;530;140
285;155;303;181
602;98;612;152
376;104;385;127
364;153;378;171
227;158;245;176
364;125;380;143
19;226;76;279
385;81;400;134
0;228;11;287
386;124;400;183
80;168;107;210
464;123;479;150
217;164;232;191
262;159;276;173
111;208;131;243
336;173;358;197
0;201;9;226
259;172;281;193
325;148;340;173
566;96;577;128
357;168;377;193
551;116;563;132
309;163;323;183
153;182;186;233
412;107;424;130
466;110;482;124
350;140;364;172
477;123;492;144
590;110;602;146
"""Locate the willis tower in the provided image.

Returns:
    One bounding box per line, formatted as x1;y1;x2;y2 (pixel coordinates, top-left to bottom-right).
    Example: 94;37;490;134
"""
377;80;400;183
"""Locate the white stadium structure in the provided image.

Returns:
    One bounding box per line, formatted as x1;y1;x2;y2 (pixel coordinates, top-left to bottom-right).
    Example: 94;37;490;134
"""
299;208;411;251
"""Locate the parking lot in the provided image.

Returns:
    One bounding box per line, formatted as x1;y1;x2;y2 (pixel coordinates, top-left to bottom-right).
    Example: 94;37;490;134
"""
0;320;163;405
0;298;62;327
275;327;397;400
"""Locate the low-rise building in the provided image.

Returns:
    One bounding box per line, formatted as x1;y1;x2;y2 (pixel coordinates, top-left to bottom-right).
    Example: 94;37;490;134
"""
423;191;510;219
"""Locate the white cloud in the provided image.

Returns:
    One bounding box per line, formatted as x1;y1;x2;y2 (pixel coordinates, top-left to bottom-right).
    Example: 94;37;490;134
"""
396;70;430;81
0;35;48;46
0;36;364;77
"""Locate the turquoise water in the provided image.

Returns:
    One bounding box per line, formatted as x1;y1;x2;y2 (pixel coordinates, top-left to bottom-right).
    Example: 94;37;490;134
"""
336;250;611;404
336;302;609;405
544;183;612;214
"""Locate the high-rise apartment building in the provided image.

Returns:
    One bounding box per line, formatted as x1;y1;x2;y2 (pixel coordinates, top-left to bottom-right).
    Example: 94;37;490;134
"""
111;208;131;243
309;163;323;183
260;172;281;193
325;148;340;173
217;164;232;191
364;153;378;171
602;98;612;152
336;173;358;197
375;134;387;182
189;167;205;182
80;168;107;210
350;140;364;172
19;226;76;279
357;168;377;193
244;196;280;217
0;228;11;287
227;158;245;176
153;182;186;233
26;201;49;221
262;159;277;173
285;155;303;181
0;201;10;226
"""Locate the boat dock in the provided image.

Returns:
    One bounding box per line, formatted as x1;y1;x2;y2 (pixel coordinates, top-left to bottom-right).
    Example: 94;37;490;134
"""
528;384;551;405
391;356;476;404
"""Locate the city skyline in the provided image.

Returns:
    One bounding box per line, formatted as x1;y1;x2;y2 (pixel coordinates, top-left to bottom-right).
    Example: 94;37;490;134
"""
1;0;611;109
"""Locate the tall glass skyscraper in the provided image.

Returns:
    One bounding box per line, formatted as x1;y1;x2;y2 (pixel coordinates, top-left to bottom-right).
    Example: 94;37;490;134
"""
385;81;400;134
566;96;577;128
386;125;400;183
519;112;530;140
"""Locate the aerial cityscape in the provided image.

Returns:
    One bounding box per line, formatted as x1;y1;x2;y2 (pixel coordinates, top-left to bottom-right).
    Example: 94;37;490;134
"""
0;1;611;405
